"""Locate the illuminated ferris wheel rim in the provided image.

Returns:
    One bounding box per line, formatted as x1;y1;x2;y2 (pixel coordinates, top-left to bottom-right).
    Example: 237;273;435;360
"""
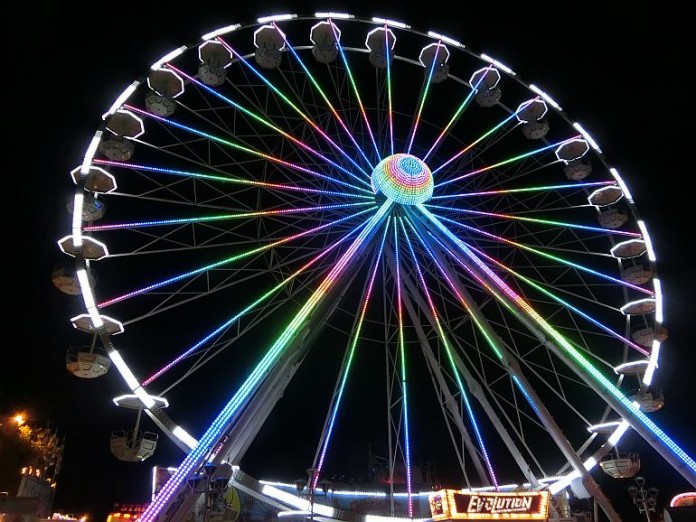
57;11;691;518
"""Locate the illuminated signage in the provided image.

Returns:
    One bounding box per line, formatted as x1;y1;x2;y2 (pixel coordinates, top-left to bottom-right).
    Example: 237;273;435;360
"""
670;492;696;507
106;504;150;522
429;490;550;520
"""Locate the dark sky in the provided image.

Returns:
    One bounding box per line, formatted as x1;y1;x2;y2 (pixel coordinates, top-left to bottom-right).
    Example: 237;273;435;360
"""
4;2;693;522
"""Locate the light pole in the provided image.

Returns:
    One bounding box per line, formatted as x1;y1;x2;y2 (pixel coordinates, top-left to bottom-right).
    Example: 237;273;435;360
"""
627;476;659;522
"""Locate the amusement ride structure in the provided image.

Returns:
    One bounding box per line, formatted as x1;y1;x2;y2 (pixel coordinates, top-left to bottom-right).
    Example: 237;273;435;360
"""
52;11;696;522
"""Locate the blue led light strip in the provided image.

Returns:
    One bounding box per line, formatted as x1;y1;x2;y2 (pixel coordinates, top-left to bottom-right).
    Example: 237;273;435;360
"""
394;220;414;515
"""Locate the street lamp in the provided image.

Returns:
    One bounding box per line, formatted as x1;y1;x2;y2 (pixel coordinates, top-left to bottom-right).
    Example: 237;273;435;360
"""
628;476;659;522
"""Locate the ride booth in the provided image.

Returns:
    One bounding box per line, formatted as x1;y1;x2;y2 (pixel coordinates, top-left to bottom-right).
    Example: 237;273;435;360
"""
429;490;550;522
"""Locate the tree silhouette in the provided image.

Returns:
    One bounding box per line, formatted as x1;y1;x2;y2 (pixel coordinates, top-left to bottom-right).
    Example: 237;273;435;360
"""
0;420;63;494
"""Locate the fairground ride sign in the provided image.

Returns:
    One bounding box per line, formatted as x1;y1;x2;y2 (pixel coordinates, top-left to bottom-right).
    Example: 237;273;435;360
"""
429;490;550;520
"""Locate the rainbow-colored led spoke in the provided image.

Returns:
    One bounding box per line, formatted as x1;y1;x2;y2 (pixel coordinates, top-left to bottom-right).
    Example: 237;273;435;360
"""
430;180;616;201
394;220;414;515
97;207;376;308
143;221;370;387
426;231;650;357
406;221;505;362
276;20;379;168
93;159;371;200
411;209;646;493
215;36;372;179
138;200;393;522
436;136;579;189
417;204;696;479
167;63;372;189
312;220;390;490
399;217;499;489
422;64;492;163
84;202;370;232
431;111;521;178
424;202;641;238
124;104;371;195
413;223;577;462
329;18;381;162
430;211;653;296
406;41;443;155
384;24;395;156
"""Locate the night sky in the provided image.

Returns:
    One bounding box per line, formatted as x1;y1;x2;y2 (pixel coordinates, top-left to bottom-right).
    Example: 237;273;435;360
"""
4;3;693;522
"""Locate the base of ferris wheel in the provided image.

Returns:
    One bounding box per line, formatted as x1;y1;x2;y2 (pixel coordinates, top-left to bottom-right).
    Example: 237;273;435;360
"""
106;448;649;522
138;463;587;522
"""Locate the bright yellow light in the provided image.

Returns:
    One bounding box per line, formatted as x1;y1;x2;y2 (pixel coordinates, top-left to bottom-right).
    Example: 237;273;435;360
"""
14;414;25;425
430;490;550;520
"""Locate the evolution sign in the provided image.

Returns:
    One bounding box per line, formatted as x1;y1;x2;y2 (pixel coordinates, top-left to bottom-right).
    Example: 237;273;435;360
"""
429;489;550;520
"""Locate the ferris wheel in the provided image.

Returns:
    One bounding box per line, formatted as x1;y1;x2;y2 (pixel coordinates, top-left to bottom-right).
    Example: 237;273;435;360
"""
55;11;696;522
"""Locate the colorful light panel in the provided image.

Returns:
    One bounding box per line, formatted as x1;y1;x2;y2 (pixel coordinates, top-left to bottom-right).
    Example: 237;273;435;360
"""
429;490;549;520
371;154;433;205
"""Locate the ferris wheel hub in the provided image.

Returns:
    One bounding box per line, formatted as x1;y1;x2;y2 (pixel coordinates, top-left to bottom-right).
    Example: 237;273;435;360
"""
371;153;433;205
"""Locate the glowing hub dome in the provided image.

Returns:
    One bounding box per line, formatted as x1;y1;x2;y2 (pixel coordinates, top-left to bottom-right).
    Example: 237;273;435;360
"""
371;153;433;205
